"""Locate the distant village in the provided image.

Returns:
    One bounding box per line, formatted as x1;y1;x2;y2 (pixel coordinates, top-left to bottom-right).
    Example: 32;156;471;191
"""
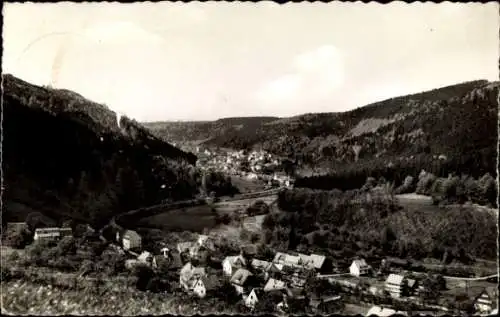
7;221;497;316
179;145;295;188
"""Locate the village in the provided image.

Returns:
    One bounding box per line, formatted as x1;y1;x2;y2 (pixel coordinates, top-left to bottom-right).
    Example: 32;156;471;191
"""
181;145;295;189
5;218;497;316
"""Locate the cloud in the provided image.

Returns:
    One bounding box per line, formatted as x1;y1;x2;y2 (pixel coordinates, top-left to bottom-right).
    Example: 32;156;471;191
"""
255;45;344;105
84;21;163;45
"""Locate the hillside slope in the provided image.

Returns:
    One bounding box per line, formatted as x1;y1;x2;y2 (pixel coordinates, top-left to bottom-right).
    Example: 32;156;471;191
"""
147;80;498;188
144;116;279;144
2;74;201;228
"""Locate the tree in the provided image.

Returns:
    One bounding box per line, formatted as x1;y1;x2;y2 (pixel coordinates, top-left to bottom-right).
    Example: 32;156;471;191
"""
5;226;32;249
55;236;77;256
133;263;155;291
215;281;240;304
247;200;270;216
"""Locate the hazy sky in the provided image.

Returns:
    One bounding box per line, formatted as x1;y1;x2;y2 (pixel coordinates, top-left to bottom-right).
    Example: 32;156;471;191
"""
3;2;498;121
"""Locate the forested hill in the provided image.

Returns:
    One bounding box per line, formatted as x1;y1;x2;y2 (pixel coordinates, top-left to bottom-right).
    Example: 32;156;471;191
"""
146;80;499;189
143;116;279;143
2;74;201;228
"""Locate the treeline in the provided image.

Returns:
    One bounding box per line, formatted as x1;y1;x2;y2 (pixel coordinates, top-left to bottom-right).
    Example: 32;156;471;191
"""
262;186;497;264
296;158;497;207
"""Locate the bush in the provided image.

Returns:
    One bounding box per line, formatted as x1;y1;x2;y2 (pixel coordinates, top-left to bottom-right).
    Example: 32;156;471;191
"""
4;227;32;249
416;172;437;195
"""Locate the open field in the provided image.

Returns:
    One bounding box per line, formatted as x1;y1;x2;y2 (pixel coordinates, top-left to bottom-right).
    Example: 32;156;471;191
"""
136;194;277;232
137;205;217;232
230;175;267;193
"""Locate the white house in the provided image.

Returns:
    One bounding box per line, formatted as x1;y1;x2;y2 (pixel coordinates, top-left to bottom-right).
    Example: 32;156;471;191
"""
192;275;218;298
137;251;153;265
273;252;300;268
34;227;72;242
197;234;215;251
245;288;263;309
222;255;246;276
349;259;370;277
385;274;405;298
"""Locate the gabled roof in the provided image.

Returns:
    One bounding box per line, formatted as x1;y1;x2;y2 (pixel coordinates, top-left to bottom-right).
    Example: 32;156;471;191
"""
407;278;417;289
351;259;369;269
267;263;284;272
385;273;405;286
231;268;253;286
468;287;493;302
137;251;152;262
251;259;271;270
248;288;266;300
169;253;184;269
309;254;326;269
225;255;247;267
274;252;300;266
264;278;287;292
123;230;141;240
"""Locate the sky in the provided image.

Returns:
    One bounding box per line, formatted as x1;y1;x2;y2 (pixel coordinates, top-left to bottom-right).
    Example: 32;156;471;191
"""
2;2;499;122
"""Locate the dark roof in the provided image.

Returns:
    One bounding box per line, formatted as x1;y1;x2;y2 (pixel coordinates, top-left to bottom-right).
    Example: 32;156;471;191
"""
153;255;169;268
169;253;184;269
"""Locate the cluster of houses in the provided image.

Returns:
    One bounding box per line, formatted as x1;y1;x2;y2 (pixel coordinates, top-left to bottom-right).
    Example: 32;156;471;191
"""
193;147;294;188
217;250;337;313
8;221;497;316
341;257;498;316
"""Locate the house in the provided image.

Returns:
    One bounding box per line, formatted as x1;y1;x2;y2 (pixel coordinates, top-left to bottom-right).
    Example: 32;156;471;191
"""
266;262;285;280
349;259;371;277
179;262;207;291
251;259;272;275
197;234;216;251
406;278;419;296
298;253;314;269
137;251;153;265
471;288;494;314
189;244;210;262
152;255;169;271
33;227;72;242
222;255;247;276
385;273;405;298
230;268;253;294
245;288;264;309
289;272;307;288
309;254;326;271
125;259;142;270
309;295;342;314
177;241;195;254
6;222;28;232
273;252;300;268
264;278;287;292
366;305;407;317
116;229;141;250
192;275;219;298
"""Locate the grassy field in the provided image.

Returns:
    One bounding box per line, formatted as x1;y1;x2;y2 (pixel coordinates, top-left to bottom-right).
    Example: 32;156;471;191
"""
230;175;267;193
137;205;217;232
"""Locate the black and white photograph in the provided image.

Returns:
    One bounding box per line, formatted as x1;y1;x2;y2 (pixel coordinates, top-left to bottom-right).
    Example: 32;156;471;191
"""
1;1;499;315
